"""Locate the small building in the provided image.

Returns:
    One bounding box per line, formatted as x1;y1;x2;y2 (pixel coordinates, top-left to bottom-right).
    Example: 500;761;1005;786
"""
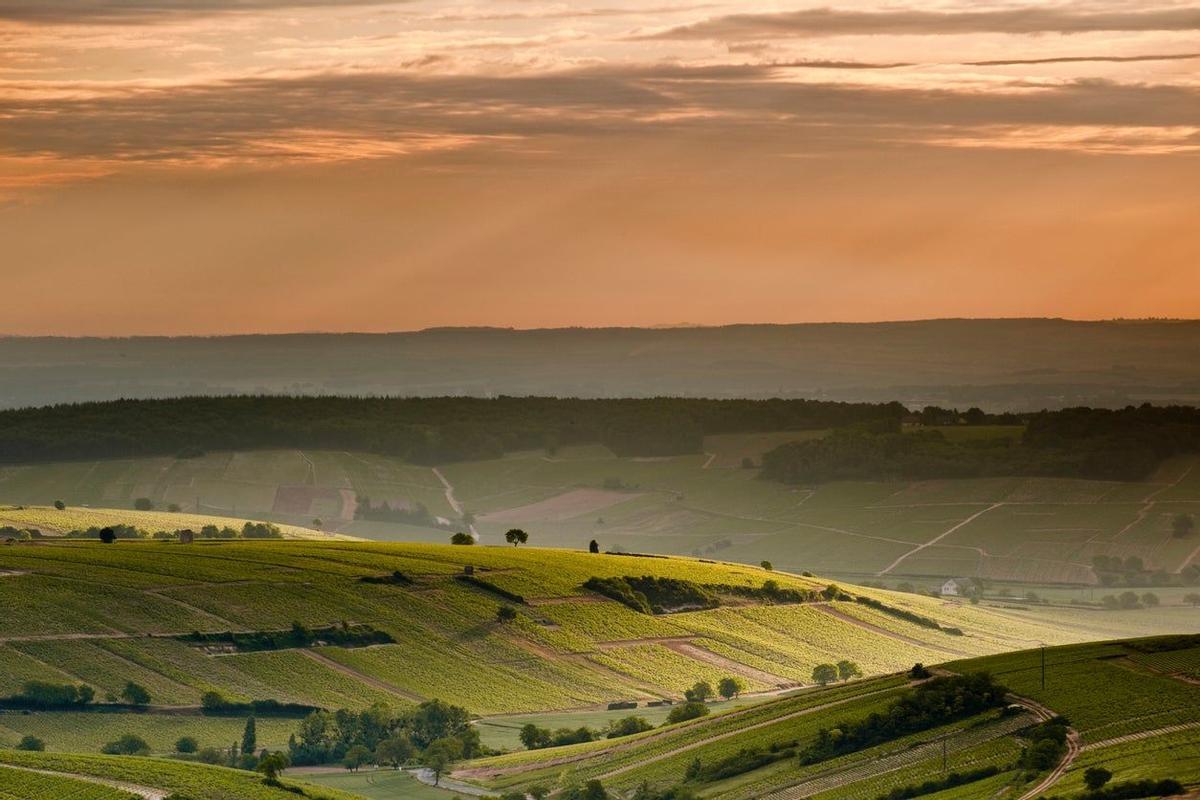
941;578;966;597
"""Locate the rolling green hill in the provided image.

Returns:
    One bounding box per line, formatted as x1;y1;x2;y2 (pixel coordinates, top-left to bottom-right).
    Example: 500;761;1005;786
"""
455;635;1200;800
5;441;1200;591
0;539;1189;761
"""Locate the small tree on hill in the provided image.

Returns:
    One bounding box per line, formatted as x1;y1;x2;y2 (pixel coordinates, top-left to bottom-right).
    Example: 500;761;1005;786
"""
684;681;713;702
257;751;290;781
121;681;151;706
101;733;150;755
505;528;529;547
717;677;745;700
99;527;116;544
811;664;838;686
450;532;474;545
760;560;773;571
175;736;198;754
909;663;931;679
1142;592;1160;608
134;497;154;511
312;518;323;530
496;604;518;623
666;701;709;724
17;735;44;751
837;660;862;682
589;539;600;553
53;500;66;510
1084;767;1113;791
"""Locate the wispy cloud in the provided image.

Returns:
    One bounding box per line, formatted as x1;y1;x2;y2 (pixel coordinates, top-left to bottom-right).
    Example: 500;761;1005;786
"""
0;0;404;24
644;7;1200;40
963;52;1200;66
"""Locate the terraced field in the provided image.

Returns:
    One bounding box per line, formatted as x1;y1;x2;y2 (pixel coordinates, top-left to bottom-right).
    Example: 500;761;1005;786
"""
4;443;1200;587
457;636;1200;800
0;538;1177;758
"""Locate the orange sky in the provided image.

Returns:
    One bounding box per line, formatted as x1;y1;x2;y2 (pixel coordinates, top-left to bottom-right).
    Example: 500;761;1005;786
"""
1;1;1198;334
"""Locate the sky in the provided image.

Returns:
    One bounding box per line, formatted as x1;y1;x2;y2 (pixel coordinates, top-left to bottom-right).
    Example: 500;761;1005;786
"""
1;0;1198;335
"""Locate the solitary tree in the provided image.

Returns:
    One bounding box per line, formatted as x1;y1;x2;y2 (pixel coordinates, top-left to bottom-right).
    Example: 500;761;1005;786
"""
1084;767;1113;791
121;682;151;706
1142;592;1161;608
811;664;838;686
134;497;154;511
53;500;66;510
496;604;518;623
257;751;290;781
241;717;257;756
505;528;529;547
1173;513;1196;539
16;735;45;751
99;527;116;544
175;736;199;754
760;560;773;571
836;660;862;682
450;532;474;545
589;539;600;553
684;681;713;702
312;518;323;530
717;677;745;700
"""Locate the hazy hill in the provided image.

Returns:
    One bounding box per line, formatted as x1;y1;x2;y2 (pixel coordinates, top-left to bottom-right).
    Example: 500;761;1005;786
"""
4;319;1200;410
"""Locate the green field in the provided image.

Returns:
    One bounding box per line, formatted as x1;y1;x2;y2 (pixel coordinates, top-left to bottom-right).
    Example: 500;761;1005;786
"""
0;538;1189;759
4;441;1198;588
456;635;1200;800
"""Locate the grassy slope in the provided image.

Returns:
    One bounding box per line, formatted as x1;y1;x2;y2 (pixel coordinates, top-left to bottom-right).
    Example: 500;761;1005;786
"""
463;636;1200;800
0;504;351;541
0;751;363;800
4;438;1199;586
0;539;1176;757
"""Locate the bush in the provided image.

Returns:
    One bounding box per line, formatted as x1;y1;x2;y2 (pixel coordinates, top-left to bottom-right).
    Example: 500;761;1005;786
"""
101;733;151;755
134;497;154;511
666;702;709;724
16;735;45;751
175;736;199;754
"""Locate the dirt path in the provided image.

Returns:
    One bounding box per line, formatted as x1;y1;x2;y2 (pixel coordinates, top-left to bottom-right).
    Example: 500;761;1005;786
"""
594;636;698;649
299;649;425;702
811;604;968;656
433;467;477;538
662;640;794;687
0;764;168;800
1083;720;1200;752
877;503;1002;576
1018;728;1080;800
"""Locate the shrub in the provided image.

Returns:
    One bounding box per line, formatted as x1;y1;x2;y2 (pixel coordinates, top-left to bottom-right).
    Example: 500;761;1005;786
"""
666;702;709;724
175;736;199;754
16;735;45;751
101;733;151;755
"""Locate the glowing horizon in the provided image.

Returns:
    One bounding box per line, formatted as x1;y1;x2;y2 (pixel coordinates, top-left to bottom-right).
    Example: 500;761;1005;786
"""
2;0;1198;335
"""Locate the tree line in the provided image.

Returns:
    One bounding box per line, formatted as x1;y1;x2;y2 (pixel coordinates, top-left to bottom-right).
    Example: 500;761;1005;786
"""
761;404;1200;484
0;395;904;464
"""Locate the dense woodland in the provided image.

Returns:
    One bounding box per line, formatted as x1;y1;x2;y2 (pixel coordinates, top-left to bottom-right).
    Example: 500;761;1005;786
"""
0;396;1198;483
0;395;903;463
761;405;1200;483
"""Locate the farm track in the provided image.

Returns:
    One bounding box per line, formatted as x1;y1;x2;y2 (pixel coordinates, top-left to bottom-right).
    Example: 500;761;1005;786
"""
298;648;425;702
1082;720;1200;751
877;503;1002;576
811;603;968;656
1017;728;1080;800
1;764;168;800
758;712;1036;800
433;467;476;538
662;639;795;686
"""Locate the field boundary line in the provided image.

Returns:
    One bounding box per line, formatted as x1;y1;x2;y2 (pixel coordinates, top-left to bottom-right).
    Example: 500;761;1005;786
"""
1082;720;1200;752
877;503;1002;576
298;649;425;702
811;603;968;656
0;763;168;800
